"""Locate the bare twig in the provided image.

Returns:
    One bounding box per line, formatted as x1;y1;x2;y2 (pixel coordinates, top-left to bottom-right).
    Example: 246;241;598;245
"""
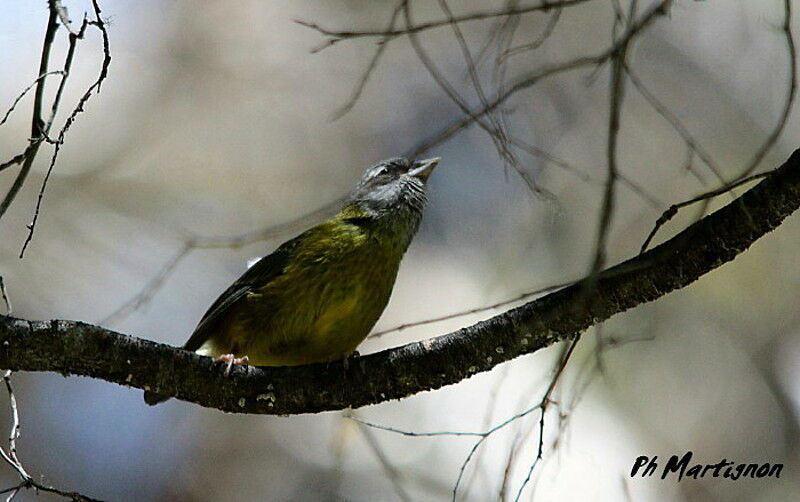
498;428;522;501
511;337;579;502
437;0;511;163
20;0;112;257
0;154;28;174
486;2;523;182
402;1;519;177
348;416;485;438
514;332;653;500
370;279;575;339
53;0;77;36
0;3;59;220
101;197;344;325
588;26;628;277
0;372;102;502
100;244;192;325
329;1;405;120
354;419;414;502
590;0;670;280
296;0;593;48
508;135;663;208
624;65;727;185
498;7;562;61
408;0;673;159
637;0;794;254
507;135;594;184
462;365;510;497
352;336;579;502
639;171;769;253
0;71;65;128
0;372;30;481
736;0;796;179
354;398;543;502
472;0;524;71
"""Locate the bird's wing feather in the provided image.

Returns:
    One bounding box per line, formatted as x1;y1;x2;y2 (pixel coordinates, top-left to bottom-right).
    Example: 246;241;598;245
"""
183;230;309;351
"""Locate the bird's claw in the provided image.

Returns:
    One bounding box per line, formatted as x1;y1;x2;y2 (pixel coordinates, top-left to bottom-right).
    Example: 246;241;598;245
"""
217;354;250;377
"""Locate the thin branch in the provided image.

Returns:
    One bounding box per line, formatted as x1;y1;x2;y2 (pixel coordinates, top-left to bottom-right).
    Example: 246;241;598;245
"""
735;0;796;179
0;373;30;481
624;64;727;185
329;1;405;120
100;244;192;326
639;171;769;253
0;372;103;502
498;429;521;501
370;280;575;339
2;147;800;414
507;135;663;208
486;2;523;186
463;365;510;498
437;0;511;162
0;71;65;128
354;399;541;502
44;13;90;135
355;337;579;502
355;419;413;502
448;397;539;502
511;337;579;502
296;0;593;48
507;135;593;184
53;0;77;36
507;332;649;500
402;0;520;181
455;403;540;501
589;23;628;277
0;154;28;174
470;0;524;72
400;0;559;198
101;197;344;326
498;7;562;61
0;3;59;220
408;0;673;158
20;0;112;257
349;416;485;438
636;0;794;253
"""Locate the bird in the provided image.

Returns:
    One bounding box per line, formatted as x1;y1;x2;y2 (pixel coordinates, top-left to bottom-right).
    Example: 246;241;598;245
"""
144;156;440;405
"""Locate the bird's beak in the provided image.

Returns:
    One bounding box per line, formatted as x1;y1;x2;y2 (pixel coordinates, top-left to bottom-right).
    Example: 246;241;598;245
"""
408;157;440;181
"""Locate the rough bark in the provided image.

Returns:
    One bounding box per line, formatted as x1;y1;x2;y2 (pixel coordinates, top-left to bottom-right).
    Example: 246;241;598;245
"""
2;150;800;414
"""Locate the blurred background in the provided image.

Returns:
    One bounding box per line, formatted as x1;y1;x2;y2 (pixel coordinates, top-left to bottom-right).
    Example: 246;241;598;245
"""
1;0;799;500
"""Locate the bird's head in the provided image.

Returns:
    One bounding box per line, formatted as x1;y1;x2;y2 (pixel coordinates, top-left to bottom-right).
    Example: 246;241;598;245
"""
349;157;440;218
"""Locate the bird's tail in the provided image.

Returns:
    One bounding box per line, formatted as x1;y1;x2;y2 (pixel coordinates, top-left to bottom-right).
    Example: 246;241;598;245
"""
143;390;171;406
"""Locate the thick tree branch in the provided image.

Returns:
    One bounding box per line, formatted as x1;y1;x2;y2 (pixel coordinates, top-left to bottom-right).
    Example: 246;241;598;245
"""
2;149;800;415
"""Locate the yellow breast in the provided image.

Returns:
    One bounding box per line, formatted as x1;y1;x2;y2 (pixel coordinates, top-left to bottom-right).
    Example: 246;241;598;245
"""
313;293;361;334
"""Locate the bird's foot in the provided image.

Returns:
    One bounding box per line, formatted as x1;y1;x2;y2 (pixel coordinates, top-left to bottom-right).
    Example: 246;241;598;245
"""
216;354;250;377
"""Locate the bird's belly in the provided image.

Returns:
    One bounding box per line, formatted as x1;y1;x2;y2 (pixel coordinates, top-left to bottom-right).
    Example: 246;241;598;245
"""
313;294;360;338
239;264;395;366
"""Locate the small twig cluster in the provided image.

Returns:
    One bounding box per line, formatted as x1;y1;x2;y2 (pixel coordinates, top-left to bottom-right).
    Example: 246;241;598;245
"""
0;0;111;258
0;371;102;501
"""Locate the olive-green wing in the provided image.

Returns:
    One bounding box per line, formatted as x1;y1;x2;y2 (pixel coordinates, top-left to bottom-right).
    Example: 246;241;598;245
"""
183;231;309;351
